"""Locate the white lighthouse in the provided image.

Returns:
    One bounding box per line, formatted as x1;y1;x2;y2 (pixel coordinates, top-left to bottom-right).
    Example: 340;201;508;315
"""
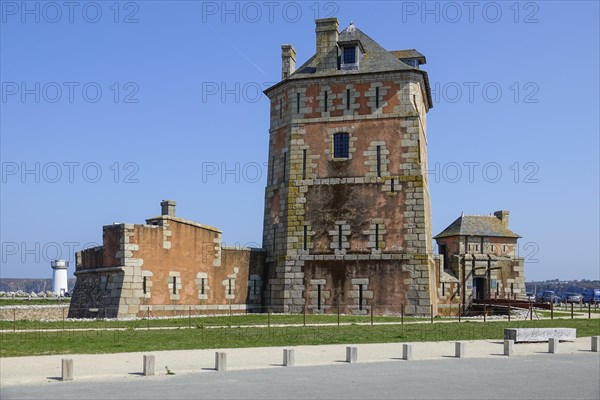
51;260;69;296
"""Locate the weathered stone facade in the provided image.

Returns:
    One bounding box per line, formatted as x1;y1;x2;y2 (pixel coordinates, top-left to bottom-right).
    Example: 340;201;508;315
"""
261;18;436;315
69;201;265;319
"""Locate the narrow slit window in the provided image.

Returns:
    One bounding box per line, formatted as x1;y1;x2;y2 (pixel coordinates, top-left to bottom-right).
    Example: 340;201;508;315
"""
172;276;177;295
346;89;351;110
228;279;233;296
143;276;147;294
391;178;395;193
358;284;364;311
270;156;275;185
296;92;300;113
317;285;322;310
442;282;446;296
375;87;380;108
338;225;343;250
376;145;382;177
324;91;328;112
303;225;308;251
282;152;287;182
510;283;514;295
333;133;349;158
201;278;206;295
375;224;379;249
302;149;307;180
279;98;282;119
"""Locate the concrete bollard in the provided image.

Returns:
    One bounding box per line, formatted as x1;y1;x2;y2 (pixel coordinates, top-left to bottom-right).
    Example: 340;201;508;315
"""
143;355;155;376
591;336;599;352
61;358;73;381
283;349;295;367
503;340;514;356
402;344;413;360
549;338;559;354
346;346;358;363
215;352;227;371
455;342;466;358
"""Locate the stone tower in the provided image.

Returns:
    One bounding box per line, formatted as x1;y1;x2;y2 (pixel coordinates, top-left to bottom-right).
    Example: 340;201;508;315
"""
262;18;435;315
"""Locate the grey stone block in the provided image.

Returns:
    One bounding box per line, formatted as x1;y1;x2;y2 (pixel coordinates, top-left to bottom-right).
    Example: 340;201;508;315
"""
402;344;413;360
215;352;227;371
346;346;357;363
455;342;466;358
504;328;576;343
592;336;599;352
503;340;514;356
283;349;295;367
143;355;155;376
61;358;73;381
549;338;559;353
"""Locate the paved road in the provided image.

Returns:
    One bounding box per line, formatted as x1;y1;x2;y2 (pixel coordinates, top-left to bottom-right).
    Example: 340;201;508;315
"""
2;353;599;400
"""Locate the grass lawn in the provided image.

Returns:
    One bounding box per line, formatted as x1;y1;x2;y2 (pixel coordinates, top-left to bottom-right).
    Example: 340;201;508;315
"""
2;318;598;358
0;313;426;331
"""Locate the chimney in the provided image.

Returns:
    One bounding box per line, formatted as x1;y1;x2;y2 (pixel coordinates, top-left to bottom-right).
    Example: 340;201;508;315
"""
315;17;339;71
281;44;296;80
493;210;509;227
161;200;176;217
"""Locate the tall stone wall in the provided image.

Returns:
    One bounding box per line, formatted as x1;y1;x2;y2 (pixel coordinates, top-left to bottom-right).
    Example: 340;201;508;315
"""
262;71;435;315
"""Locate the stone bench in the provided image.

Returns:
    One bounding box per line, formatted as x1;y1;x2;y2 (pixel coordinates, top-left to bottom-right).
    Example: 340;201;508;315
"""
504;328;576;343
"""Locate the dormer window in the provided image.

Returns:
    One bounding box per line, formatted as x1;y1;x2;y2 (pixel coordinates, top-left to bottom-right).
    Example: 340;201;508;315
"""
343;46;356;64
340;45;359;70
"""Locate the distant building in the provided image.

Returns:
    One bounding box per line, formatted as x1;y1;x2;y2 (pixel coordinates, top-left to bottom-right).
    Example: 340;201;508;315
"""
51;260;69;296
433;211;525;315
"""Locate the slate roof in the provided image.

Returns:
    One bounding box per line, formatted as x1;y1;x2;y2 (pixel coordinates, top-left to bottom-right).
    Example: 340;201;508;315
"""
265;22;432;108
289;23;414;80
434;215;521;239
390;49;426;64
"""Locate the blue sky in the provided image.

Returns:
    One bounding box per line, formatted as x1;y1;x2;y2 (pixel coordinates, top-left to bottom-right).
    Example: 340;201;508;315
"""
1;1;598;281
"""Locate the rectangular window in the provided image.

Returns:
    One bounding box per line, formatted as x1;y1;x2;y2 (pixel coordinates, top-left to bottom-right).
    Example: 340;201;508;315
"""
302;149;307;180
172;276;177;295
282;152;287;182
324;91;328;112
200;278;206;295
303;225;308;251
228;278;233;296
296;92;300;113
143;276;147;294
338;224;343;250
375;224;379;250
333;133;350;158
343;46;356;64
391;178;395;193
442;282;446;296
346;89;351;110
375;87;380;108
376;145;382;177
510;283;514;294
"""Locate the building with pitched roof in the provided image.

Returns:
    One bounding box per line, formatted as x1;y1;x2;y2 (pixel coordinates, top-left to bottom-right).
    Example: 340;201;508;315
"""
433;211;525;315
69;18;526;319
262;18;436;315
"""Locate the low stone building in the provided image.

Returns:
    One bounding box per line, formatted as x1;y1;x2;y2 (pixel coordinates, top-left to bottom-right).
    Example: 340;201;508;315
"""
68;201;265;319
433;211;525;315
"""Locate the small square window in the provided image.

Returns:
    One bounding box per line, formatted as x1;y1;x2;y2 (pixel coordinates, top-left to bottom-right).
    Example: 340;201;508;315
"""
343;47;356;64
333;133;349;158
